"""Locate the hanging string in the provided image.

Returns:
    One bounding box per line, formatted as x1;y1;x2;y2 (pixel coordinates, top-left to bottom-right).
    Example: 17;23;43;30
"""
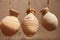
28;0;31;8
9;0;12;9
47;0;49;8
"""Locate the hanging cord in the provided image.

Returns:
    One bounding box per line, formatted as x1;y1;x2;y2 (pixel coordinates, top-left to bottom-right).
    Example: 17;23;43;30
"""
40;0;50;16
47;0;49;8
28;0;31;8
9;0;11;9
26;0;36;14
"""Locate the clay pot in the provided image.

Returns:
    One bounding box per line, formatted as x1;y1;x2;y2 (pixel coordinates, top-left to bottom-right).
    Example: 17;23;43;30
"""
41;7;58;31
22;8;39;37
1;9;20;36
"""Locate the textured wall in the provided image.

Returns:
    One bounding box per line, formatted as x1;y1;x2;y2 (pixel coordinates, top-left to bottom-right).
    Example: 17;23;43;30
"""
0;0;60;40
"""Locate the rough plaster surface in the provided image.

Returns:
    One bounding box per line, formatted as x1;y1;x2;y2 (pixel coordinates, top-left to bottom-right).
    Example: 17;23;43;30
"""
0;0;60;40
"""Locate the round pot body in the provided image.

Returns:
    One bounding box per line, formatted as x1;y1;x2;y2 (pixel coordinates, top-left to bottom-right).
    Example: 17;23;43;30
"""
22;13;39;37
1;16;20;36
41;12;58;31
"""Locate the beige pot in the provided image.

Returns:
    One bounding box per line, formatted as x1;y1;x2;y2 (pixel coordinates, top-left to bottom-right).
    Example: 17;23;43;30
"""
1;9;20;36
22;9;39;37
41;7;58;31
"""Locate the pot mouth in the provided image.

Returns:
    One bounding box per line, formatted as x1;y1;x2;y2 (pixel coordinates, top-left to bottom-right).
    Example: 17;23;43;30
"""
9;9;20;17
26;8;36;14
40;7;49;15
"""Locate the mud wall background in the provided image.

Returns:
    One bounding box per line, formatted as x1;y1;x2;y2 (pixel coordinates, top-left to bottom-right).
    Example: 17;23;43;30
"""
0;0;60;40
